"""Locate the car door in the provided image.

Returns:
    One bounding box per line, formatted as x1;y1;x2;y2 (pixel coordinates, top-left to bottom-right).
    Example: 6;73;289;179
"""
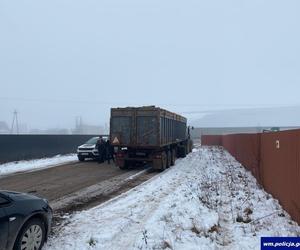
0;196;9;250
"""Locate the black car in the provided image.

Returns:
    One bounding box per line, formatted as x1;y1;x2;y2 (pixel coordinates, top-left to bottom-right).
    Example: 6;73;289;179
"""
0;190;52;250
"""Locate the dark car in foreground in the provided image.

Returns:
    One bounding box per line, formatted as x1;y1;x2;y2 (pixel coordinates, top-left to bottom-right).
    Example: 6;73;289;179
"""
0;190;52;250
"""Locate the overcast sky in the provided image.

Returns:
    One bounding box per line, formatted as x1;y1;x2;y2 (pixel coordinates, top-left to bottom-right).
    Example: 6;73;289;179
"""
1;0;300;129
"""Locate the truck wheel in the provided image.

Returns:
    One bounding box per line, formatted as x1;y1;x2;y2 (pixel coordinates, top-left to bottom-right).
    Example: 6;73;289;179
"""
171;149;176;166
188;140;193;153
160;152;167;172
178;145;187;158
183;145;187;157
119;160;129;170
166;150;171;168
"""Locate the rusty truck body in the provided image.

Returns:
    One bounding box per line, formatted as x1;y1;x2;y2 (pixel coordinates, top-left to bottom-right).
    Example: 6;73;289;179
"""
110;106;192;170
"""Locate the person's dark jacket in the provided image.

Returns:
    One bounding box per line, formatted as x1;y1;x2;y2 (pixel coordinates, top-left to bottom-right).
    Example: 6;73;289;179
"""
105;140;111;158
97;139;105;157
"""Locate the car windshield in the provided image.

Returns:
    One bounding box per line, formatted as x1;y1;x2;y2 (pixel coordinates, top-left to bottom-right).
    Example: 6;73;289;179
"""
85;137;99;145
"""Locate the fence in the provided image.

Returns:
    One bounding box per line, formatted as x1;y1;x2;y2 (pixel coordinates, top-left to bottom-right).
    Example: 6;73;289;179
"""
0;134;105;163
222;134;262;183
202;130;300;225
201;135;222;146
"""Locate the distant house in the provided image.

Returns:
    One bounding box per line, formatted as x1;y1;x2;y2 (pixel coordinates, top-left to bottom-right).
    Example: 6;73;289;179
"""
0;121;9;134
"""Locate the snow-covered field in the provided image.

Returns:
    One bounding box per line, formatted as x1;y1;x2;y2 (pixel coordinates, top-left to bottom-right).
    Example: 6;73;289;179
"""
0;154;77;176
45;147;300;250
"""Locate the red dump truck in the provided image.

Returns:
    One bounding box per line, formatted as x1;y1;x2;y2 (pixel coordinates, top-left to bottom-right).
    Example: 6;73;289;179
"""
110;106;193;171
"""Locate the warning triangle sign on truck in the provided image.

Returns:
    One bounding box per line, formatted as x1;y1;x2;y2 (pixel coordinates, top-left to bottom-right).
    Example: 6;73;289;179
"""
112;137;120;144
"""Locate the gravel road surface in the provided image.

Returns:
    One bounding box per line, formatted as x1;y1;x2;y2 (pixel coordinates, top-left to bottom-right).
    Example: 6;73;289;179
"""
0;160;157;215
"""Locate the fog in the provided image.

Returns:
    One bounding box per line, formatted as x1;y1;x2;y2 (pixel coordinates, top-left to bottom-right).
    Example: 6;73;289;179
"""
1;0;300;132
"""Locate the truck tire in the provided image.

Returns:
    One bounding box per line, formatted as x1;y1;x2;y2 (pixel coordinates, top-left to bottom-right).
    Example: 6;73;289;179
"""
119;160;129;170
178;146;186;158
171;149;176;166
188;140;193;153
166;150;171;168
160;152;167;172
183;145;187;157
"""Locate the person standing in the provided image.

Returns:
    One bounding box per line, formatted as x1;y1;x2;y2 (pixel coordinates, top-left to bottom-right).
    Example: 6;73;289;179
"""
105;140;111;164
110;143;115;163
97;137;105;163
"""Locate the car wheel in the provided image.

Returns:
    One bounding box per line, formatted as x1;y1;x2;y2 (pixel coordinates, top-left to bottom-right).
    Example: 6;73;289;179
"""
14;218;46;250
78;156;85;162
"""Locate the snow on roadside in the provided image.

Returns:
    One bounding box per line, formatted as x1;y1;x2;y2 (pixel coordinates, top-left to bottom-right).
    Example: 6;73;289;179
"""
0;154;77;176
45;147;300;250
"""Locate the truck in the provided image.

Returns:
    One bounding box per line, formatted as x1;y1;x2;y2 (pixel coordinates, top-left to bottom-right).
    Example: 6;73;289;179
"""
110;106;193;171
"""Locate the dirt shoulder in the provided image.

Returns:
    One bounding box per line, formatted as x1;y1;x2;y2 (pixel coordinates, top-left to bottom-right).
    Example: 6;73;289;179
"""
0;159;158;236
0;160;144;202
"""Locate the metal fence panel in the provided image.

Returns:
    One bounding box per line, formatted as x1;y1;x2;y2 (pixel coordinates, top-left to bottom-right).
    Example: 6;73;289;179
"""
201;135;222;146
222;134;262;183
201;131;300;224
0;134;103;163
261;130;300;224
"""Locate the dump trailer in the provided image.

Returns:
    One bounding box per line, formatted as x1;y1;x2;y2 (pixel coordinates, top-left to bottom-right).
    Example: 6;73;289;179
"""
110;106;193;170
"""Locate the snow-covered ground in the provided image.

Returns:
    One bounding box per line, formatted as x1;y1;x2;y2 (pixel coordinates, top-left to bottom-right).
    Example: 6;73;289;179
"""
0;154;77;176
45;147;300;250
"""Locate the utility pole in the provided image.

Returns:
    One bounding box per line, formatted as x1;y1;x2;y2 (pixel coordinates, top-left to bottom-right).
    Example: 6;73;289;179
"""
105;123;109;134
79;116;83;134
75;116;83;134
11;110;19;134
